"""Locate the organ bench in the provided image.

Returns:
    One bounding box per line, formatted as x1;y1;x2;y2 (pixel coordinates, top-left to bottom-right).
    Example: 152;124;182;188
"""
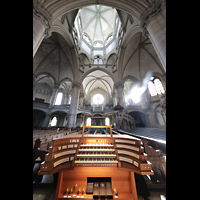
38;126;154;200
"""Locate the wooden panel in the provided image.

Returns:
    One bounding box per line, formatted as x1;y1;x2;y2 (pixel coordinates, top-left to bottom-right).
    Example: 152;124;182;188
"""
55;167;138;199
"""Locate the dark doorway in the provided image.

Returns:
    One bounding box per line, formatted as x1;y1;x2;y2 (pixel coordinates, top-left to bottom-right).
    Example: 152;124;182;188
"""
129;111;147;127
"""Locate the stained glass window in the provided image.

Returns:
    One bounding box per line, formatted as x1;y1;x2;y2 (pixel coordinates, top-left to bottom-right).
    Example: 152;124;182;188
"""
148;77;165;96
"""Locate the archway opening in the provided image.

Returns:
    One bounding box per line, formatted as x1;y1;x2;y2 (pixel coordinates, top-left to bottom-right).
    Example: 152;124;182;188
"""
50;116;58;127
129;111;147;127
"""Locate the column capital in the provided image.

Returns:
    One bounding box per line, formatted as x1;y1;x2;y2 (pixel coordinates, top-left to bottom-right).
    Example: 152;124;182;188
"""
114;81;124;89
141;0;166;36
53;83;60;89
72;81;82;89
112;92;116;97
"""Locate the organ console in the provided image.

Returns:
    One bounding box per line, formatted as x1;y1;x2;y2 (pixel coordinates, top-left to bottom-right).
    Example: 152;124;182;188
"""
38;126;154;200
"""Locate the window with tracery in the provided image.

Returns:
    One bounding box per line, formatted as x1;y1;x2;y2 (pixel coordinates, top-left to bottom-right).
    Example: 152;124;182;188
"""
55;92;63;105
148;77;165;96
93;57;103;65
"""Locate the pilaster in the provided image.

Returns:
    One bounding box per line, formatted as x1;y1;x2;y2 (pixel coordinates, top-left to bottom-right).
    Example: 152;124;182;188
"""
141;0;166;71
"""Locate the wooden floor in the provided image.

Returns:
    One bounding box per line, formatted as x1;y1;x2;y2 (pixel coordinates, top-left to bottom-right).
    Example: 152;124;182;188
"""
33;175;166;200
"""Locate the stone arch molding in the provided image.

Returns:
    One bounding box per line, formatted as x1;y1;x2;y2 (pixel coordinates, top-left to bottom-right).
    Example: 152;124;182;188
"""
80;67;117;85
40;0;149;23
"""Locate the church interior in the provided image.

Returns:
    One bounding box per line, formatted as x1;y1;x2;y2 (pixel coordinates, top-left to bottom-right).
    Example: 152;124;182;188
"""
33;0;166;199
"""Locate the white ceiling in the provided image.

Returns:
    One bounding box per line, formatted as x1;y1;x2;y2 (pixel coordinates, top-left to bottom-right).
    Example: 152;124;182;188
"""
77;5;117;45
82;70;114;95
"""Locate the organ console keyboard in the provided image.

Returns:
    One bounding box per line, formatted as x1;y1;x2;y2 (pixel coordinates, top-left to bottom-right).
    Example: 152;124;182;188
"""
38;126;154;200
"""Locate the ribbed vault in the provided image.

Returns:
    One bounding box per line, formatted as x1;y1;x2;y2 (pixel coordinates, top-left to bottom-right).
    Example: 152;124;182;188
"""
82;70;114;95
33;32;74;84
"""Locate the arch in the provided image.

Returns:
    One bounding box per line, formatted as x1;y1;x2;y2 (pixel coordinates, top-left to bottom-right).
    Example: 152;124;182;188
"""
93;113;103;117
82;33;92;45
122;75;140;85
77;110;92;115
122;26;142;48
33;109;46;128
51;26;74;48
50;116;58;126
106;53;117;65
43;0;148;23
50;111;68;127
34;72;56;87
128;111;147;127
80;53;91;65
58;77;73;86
104;33;114;45
80;67;117;84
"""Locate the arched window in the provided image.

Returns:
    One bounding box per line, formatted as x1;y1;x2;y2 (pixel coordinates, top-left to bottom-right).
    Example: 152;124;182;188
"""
154;79;165;94
68;95;72;104
50;116;57;127
55;92;63;105
148;77;165;96
105;117;110;126
94;58;98;64
83;34;91;45
148;81;157;96
93;94;104;104
86;117;91;126
93;58;103;64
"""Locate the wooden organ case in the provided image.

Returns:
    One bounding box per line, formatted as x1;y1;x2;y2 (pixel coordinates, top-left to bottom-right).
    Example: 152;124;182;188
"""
38;126;154;200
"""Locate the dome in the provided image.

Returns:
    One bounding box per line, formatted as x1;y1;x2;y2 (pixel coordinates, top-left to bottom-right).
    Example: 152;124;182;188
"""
75;5;118;46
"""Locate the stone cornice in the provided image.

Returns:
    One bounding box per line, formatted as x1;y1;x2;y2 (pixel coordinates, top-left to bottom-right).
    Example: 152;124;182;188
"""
141;0;166;36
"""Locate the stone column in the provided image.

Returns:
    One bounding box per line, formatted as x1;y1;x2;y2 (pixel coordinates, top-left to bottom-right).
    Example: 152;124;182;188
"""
33;9;51;57
42;113;51;128
142;0;166;72
63;94;68;105
112;92;117;107
114;81;125;107
79;93;84;106
49;84;59;108
66;82;81;129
